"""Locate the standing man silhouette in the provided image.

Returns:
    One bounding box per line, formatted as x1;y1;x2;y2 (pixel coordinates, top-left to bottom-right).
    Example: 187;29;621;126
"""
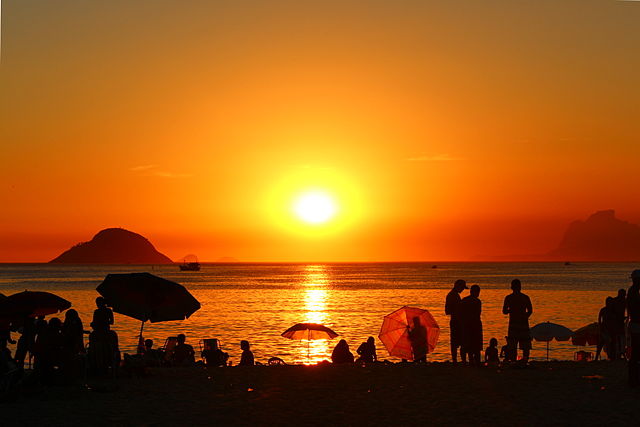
627;270;640;387
502;279;533;364
446;279;468;364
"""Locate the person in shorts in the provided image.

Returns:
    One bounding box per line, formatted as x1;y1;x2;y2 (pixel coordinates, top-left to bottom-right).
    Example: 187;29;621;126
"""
502;279;533;364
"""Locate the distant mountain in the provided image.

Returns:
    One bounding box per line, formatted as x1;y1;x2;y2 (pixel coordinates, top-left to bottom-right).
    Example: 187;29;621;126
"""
50;228;173;264
548;210;640;261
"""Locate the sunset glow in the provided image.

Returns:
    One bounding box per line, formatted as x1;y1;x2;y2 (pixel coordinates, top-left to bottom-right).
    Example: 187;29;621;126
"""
1;1;639;262
293;191;337;225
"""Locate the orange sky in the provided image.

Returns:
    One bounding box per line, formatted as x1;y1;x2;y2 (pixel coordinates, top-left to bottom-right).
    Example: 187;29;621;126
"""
1;0;639;262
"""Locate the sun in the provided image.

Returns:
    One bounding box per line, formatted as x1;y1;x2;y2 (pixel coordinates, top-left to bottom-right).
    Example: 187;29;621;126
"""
293;191;338;224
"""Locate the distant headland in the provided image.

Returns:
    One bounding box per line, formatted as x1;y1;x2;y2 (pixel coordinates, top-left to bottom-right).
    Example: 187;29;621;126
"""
548;210;640;261
49;228;173;264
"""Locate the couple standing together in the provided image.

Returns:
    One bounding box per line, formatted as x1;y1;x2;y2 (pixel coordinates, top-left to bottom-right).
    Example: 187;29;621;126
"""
446;279;533;365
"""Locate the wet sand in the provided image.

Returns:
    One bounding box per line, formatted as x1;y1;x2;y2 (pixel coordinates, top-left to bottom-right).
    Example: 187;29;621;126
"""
4;361;639;426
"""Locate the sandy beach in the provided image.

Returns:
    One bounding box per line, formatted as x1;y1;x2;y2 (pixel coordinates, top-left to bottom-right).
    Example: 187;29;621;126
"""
4;361;639;426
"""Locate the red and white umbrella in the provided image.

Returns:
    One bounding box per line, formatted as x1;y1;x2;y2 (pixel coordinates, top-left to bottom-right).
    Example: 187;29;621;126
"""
379;306;440;361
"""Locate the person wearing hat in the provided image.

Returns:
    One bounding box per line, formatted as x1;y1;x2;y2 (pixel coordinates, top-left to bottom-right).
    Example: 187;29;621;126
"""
445;279;468;364
502;279;533;364
627;270;640;387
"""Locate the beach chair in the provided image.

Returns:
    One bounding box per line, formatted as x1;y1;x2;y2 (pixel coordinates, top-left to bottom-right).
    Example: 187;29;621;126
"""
574;351;593;362
267;357;287;366
199;339;229;367
162;336;178;365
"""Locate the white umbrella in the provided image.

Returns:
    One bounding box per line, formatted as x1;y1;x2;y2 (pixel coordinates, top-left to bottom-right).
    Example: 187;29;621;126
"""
530;322;574;360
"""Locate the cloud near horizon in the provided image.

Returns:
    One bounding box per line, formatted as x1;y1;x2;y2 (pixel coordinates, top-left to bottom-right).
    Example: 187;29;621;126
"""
406;154;463;162
129;165;192;178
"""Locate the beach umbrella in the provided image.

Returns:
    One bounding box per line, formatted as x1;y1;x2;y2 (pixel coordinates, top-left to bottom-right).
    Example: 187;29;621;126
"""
571;322;599;347
379;306;440;361
281;323;339;363
530;321;574;360
96;273;201;345
0;291;71;320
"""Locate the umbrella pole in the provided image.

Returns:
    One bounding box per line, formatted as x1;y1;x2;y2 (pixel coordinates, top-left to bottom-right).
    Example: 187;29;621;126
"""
138;321;145;354
547;341;549;361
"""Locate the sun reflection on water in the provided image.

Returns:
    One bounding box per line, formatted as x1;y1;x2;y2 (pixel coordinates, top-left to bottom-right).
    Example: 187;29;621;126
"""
297;265;335;364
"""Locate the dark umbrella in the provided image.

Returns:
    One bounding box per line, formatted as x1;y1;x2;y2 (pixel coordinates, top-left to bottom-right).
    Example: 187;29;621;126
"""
0;291;71;320
96;273;200;347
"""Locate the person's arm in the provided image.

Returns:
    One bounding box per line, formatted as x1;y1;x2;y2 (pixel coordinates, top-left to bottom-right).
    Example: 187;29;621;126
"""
502;296;509;315
526;296;533;318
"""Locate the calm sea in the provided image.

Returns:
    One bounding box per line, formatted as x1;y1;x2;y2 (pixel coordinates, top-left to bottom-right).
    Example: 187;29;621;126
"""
0;262;635;364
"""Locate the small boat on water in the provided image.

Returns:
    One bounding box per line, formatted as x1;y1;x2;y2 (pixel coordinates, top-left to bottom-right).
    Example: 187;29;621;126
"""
179;254;201;271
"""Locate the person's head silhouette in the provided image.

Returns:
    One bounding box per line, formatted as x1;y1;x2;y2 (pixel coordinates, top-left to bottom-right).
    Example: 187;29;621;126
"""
65;309;79;322
631;270;640;286
177;333;186;344
618;289;626;298
413;317;422;328
489;337;498;347
367;336;375;346
240;340;250;351
454;279;467;293
96;296;107;308
470;284;480;297
511;279;522;292
144;339;153;350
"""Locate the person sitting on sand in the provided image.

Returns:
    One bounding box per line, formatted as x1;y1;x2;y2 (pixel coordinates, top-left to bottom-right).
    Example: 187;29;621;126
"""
408;317;428;362
239;340;254;366
500;336;516;362
93;297;114;332
142;339;163;367
331;339;354;364
202;339;229;367
172;334;195;367
502;279;533;364
485;338;499;366
445;279;468;364
460;285;483;367
356;337;377;363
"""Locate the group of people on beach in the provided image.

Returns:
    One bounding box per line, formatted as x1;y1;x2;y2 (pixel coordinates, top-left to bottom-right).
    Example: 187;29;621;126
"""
442;270;640;387
3;270;640;391
446;278;533;367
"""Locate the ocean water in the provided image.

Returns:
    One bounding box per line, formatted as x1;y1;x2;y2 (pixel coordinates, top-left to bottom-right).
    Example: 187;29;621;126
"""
0;262;635;364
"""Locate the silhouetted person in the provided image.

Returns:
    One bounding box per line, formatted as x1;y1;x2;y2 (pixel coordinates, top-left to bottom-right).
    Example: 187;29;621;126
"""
627;270;640;387
331;339;354;364
92;297;114;332
485;337;499;366
88;321;120;377
445;279;468;364
202;339;229;367
63;309;85;357
172;334;195;366
14;317;36;368
356;337;377;363
500;336;516;362
598;297;617;360
408;317;428;362
614;288;627;359
460;285;483;366
36;318;64;384
142;339;162;367
0;319;15;347
239;340;254;366
502;279;533;364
